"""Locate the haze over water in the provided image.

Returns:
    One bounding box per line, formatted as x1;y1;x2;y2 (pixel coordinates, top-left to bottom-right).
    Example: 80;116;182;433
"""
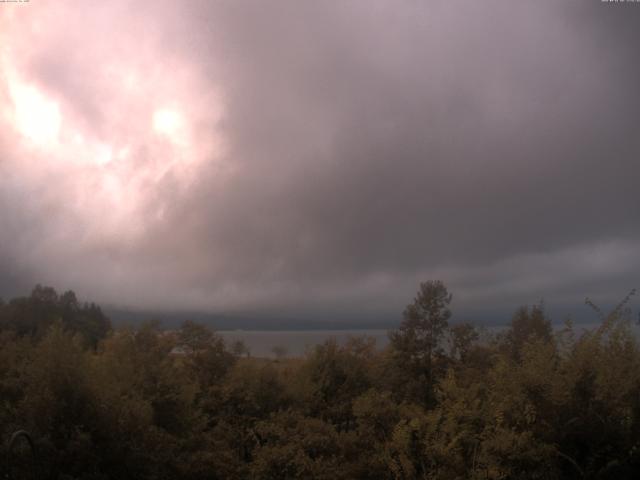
218;322;638;358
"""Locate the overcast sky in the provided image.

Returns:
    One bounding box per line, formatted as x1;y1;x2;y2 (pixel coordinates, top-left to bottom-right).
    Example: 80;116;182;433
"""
0;1;638;326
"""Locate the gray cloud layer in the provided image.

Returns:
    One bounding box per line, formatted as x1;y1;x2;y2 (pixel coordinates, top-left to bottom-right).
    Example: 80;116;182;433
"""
1;1;639;324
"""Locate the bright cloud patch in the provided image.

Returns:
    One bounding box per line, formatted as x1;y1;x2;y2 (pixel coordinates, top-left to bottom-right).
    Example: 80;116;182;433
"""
153;108;182;135
0;4;226;246
10;81;62;146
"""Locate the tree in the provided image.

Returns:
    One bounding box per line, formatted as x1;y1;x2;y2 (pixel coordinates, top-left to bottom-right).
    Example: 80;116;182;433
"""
30;284;58;304
389;280;452;404
177;320;235;390
298;338;373;430
503;303;553;361
178;320;216;352
449;322;479;362
250;411;343;479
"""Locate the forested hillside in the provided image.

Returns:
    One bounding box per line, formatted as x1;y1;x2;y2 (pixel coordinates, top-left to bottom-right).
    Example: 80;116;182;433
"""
1;282;639;479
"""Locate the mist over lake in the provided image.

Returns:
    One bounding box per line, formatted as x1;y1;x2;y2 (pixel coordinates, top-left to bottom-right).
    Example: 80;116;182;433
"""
218;322;639;358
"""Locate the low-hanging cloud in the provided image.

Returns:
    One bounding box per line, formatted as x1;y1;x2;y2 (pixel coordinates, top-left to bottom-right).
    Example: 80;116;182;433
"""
0;0;638;324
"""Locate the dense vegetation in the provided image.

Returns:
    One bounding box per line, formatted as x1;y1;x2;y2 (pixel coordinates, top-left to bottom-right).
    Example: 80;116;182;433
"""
1;282;639;479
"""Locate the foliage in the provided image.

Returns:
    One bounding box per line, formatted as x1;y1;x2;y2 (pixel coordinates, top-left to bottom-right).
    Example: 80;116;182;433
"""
388;280;452;405
1;283;640;479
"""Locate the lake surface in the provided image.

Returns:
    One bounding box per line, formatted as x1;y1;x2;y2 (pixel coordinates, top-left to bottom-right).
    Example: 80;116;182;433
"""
218;329;390;358
219;322;636;358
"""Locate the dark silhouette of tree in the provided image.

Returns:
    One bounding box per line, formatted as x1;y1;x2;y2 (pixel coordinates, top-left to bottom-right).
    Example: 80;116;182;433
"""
178;319;235;390
503;303;553;361
0;285;110;345
449;322;479;362
389;280;452;404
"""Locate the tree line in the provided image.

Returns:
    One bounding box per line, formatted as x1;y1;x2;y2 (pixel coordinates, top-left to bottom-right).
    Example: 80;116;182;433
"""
0;282;639;479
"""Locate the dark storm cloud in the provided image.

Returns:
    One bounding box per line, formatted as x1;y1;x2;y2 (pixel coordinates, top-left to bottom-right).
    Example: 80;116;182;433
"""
0;1;638;323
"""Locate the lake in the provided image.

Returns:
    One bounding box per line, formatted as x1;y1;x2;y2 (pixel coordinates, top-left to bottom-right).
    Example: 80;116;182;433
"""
219;322;634;358
218;329;390;358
